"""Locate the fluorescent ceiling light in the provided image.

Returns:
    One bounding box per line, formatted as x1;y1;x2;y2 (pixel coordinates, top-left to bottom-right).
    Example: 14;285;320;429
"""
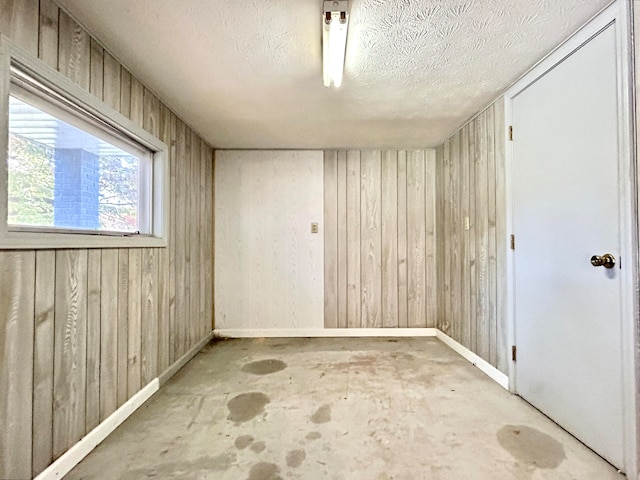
323;0;349;88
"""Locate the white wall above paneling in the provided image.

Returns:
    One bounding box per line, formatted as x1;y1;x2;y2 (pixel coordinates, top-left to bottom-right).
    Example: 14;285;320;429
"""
56;0;610;149
215;150;324;330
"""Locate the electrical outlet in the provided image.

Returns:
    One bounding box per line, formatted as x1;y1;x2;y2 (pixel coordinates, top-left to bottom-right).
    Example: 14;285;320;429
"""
311;222;319;234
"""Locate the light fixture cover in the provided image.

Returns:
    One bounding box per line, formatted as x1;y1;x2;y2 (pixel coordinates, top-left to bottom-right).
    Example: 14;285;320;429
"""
323;0;349;88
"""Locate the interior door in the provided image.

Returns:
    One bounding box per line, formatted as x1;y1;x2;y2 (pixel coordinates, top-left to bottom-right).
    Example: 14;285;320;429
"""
511;23;624;468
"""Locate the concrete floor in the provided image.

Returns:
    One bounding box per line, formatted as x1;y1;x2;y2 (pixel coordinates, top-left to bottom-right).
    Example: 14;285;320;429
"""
67;337;624;479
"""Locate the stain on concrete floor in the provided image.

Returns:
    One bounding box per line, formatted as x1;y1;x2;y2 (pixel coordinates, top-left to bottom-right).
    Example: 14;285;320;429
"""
497;425;566;469
235;435;255;450
247;462;282;480
227;392;270;423
250;441;266;453
241;359;287;375
305;431;321;441
310;404;331;424
285;449;306;468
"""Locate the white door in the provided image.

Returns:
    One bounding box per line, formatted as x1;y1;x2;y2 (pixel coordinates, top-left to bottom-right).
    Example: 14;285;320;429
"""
511;24;625;468
215;150;324;331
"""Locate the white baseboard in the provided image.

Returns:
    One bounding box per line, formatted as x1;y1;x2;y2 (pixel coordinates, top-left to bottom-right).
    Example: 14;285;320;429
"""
34;379;159;480
435;330;510;390
214;327;438;338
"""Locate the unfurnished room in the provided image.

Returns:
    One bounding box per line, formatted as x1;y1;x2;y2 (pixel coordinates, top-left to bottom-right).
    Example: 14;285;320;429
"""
0;1;639;479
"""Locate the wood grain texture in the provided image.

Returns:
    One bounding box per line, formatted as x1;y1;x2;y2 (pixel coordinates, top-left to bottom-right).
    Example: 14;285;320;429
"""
38;0;59;68
381;150;398;327
32;250;55;476
407;150;427;328
53;250;88;459
85;250;102;433
494;97;509;374
0;5;215;475
397;151;408;328
127;249;142;397
141;248;158;384
100;250;118;421
324;149;436;329
324;150;339;327
0;252;35;479
424;150;437;328
436;100;507;372
475;111;490;361
337;151;348;328
346;150;362;327
102;52;121;111
58;9;90;90
116;249;129;407
360;150;382;328
0;0;39;55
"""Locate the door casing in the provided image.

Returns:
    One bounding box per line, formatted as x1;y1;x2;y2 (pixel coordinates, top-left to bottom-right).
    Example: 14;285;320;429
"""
504;0;638;477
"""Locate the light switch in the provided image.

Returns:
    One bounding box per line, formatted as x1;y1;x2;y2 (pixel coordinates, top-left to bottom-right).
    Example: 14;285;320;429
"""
311;222;319;234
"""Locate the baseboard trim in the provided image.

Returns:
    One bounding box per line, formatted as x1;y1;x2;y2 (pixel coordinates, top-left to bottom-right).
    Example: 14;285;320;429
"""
435;330;510;390
214;328;438;338
158;330;216;385
34;379;159;480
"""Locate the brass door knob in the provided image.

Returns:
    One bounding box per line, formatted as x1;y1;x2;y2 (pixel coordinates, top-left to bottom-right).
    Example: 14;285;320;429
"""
590;253;616;269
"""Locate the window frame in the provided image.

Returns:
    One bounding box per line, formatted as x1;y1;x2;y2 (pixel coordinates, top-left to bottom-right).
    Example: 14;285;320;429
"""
0;35;169;249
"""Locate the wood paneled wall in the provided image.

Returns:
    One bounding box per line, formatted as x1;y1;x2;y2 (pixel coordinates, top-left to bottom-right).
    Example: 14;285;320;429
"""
324;150;437;328
435;99;508;374
0;2;214;478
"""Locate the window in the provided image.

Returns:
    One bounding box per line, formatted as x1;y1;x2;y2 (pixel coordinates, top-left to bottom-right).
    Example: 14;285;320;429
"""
0;38;168;248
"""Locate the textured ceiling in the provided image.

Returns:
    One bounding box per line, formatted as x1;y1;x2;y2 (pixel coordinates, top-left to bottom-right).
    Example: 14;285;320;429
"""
56;0;612;149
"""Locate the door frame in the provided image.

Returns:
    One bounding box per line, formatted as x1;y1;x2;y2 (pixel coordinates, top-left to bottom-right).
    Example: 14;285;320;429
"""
503;0;638;476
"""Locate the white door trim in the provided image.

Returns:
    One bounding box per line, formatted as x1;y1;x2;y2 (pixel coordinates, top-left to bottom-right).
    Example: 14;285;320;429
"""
504;0;638;477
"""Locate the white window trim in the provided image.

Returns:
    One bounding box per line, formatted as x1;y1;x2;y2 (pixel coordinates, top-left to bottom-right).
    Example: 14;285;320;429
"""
0;35;169;249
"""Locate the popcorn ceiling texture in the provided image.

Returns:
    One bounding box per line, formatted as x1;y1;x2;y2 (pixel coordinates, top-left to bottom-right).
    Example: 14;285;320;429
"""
57;0;611;149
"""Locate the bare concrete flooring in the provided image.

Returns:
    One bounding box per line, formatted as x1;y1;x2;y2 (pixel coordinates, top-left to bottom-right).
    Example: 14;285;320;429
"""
67;337;623;479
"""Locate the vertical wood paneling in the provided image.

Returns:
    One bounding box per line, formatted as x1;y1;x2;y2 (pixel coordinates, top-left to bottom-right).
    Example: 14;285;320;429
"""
486;105;498;367
116;250;129;407
127;249;142;397
0;0;39;55
175;119;187;357
38;0;59;68
1;4;215;476
381;150;398;327
168;113;178;363
449;134;461;339
424;150;437;328
441;142;451;335
0;252;35;480
325;149;436;329
346;151;361;327
85;250;102;432
460;125;471;349
324;151;338;327
336;151;348;328
58;10;90;90
475;111;490;361
407;150;427;328
141;248;158;384
53;250;88;459
32;250;55;476
494;97;509;374
99;249;118;421
102;52;121;111
360;150;382;328
158;103;171;372
437;100;507;372
397;151;408;328
435;147;445;332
